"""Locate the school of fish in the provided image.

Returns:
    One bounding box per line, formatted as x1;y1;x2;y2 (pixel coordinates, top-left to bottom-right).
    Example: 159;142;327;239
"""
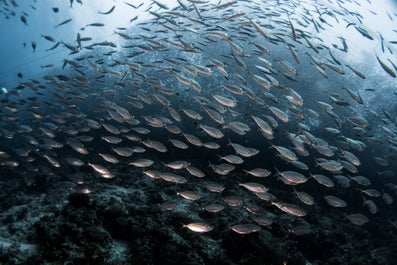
1;0;397;237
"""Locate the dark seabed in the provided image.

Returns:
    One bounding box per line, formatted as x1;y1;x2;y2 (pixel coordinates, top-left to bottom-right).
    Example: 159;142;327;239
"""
0;0;397;264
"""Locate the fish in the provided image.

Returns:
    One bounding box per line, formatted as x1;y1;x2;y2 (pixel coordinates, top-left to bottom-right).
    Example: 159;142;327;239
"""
362;199;378;214
239;182;268;193
31;41;37;52
204;183;225;193
179;133;201;147
243;168;271;178
152;0;169;10
199;124;224;139
347;214;369;225
98;153;119;164
86;22;105;27
20;15;27;25
268;106;289;122
205;109;224;124
215;1;238;10
55;18;72;28
163;160;191;170
88;163;114;179
354;26;374;40
112;147;134;157
41;35;56;42
98;5;115;15
143;170;161;179
43;154;61;168
159;172;187;184
361;189;382;197
251;115;273;136
181;108;202;120
324;195;347;207
288;18;297;42
342;86;363;104
341;150;361;166
271;201;307;217
210;163;235;175
124;2;144;9
345;64;366;79
254;215;273;226
310;173;335;188
141;140;167;153
212;94;237;108
128;158;154;167
323;62;345;75
186;166;205;178
231;224;261;234
203;204;225;213
293;188;314;205
177;190;201;200
315;159;343;173
275;169;308;185
376;54;396;78
183;223;213;233
271;145;297;161
223;195;243;207
351;175;371;186
64;157;84;167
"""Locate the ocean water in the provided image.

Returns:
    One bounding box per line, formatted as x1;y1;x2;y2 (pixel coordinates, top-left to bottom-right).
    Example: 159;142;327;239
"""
0;0;397;264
